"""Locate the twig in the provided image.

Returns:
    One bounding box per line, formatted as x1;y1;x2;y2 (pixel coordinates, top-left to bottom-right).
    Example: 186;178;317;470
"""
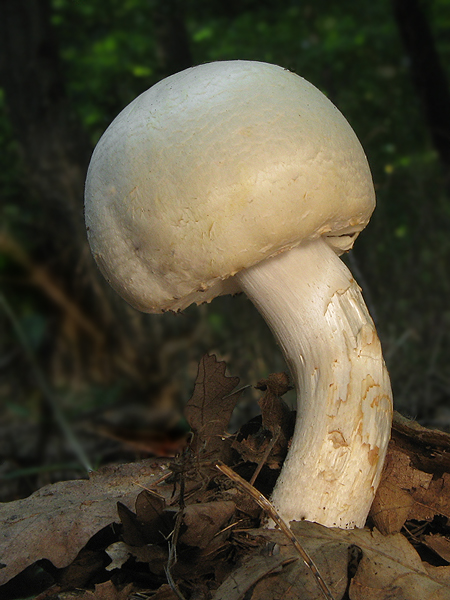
0;292;93;473
131;480;168;499
249;424;281;486
164;562;187;600
165;509;186;599
216;461;336;600
222;383;252;399
214;518;246;537
0;232;104;343
164;449;189;600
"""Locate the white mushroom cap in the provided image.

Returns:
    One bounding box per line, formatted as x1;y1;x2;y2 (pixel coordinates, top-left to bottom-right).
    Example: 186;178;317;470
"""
85;60;374;313
85;60;393;529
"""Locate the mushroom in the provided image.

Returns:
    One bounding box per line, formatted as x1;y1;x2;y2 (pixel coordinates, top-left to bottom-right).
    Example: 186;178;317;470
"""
85;60;393;529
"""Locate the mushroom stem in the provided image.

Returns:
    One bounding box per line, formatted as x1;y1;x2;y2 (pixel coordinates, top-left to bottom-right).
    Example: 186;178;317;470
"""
235;238;393;529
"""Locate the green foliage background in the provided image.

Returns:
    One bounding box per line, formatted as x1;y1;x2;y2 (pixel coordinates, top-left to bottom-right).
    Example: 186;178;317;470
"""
2;0;450;456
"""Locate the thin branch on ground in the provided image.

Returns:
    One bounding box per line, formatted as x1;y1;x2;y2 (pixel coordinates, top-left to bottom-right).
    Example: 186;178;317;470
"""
249;424;281;486
216;461;336;600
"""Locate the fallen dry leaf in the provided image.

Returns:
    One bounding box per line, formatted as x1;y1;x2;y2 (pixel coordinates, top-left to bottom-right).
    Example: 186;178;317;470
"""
212;554;297;600
74;581;134;600
105;541;133;572
105;540;168;575
412;472;450;521
184;354;241;458
256;372;293;433
118;489;174;547
179;500;235;549
238;522;450;600
249;542;348;600
424;565;450;588
369;479;414;534
371;411;450;534
5;360;450;600
346;526;450;600
214;521;350;600
424;534;450;564
370;445;433;533
146;584;181;599
0;458;172;586
232;373;295;471
56;548;107;591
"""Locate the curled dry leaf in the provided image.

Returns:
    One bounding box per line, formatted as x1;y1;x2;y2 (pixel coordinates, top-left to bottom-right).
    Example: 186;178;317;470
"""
256;372;293;438
105;540;168;575
0;458;173;586
118;489;174;547
232;373;295;471
105;541;134;572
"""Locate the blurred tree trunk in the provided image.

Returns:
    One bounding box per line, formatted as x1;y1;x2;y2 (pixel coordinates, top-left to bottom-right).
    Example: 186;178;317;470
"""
0;0;90;237
392;0;450;182
0;0;145;384
154;0;193;76
0;0;198;393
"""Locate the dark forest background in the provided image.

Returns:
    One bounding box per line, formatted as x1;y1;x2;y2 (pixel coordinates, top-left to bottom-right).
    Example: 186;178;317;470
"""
1;0;450;499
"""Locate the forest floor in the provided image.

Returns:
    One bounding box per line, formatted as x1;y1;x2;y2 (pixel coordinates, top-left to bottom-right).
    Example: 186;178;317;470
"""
2;355;450;600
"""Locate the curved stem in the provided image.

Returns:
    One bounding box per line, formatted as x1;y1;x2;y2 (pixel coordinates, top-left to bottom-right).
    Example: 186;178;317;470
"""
235;238;392;528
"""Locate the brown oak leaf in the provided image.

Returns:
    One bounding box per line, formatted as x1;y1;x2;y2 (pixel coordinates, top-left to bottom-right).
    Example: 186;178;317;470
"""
184;354;241;458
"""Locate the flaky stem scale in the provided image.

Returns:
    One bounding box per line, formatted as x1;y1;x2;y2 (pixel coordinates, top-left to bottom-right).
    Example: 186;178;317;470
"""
235;238;393;529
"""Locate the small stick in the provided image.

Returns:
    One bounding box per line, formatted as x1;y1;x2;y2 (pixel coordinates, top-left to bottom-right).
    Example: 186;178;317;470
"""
222;384;252;399
164;449;189;600
216;461;335;600
164;563;186;600
249;424;281;486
